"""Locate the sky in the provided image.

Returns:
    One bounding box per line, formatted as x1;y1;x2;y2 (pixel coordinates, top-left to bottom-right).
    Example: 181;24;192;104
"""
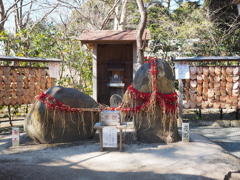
4;0;205;32
169;0;204;10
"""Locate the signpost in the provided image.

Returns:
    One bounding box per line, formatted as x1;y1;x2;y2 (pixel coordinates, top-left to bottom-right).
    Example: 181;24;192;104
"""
101;111;119;148
174;61;190;128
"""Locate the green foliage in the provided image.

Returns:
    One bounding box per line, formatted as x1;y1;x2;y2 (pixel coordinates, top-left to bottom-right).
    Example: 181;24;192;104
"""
0;105;20;121
0;21;93;122
0;21;93;95
172;2;200;22
146;1;240;62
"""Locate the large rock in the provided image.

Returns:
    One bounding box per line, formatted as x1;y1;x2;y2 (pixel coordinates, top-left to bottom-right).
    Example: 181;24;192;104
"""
127;59;178;143
24;86;99;144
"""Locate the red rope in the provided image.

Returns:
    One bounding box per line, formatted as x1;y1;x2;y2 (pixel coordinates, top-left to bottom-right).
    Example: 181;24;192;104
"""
36;93;79;113
115;84;178;113
111;58;178;114
36;58;178;114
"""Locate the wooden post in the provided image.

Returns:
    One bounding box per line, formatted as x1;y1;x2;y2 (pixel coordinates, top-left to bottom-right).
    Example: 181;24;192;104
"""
119;129;123;152
236;109;239;119
99;129;103;152
198;108;201;118
178;79;183;126
220;108;223;119
51;78;56;86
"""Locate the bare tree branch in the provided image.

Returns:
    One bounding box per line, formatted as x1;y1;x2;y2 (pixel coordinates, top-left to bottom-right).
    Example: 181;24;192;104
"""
28;2;60;32
57;0;102;29
100;0;121;30
0;0;35;31
22;2;33;29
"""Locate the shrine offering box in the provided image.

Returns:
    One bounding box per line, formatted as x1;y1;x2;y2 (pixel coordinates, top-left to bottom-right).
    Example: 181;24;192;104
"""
101;111;120;126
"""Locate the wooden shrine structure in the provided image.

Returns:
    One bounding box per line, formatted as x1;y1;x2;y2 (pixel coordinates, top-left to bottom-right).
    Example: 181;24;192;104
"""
172;56;240;124
232;0;240;15
0;56;62;106
78;30;151;105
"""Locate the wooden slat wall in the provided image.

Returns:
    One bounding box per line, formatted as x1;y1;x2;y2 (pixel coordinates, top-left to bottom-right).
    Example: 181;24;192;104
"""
182;66;240;109
0;66;53;106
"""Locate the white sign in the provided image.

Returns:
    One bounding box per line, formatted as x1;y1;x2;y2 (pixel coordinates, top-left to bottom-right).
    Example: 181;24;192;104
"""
49;62;59;78
101;111;120;126
103;127;117;147
175;62;190;79
12;127;20;146
182;122;189;142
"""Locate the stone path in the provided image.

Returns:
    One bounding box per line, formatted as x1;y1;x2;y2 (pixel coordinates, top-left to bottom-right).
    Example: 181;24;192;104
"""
190;126;240;159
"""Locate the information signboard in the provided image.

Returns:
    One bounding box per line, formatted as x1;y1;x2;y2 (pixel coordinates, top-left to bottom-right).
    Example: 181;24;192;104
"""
175;62;190;79
49;62;59;78
103;127;117;147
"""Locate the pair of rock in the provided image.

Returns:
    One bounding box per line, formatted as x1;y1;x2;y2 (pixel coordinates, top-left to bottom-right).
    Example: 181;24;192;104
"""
24;59;178;144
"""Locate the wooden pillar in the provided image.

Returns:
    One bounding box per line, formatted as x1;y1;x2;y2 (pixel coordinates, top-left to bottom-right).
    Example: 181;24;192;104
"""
178;79;183;126
51;78;56;86
92;44;98;101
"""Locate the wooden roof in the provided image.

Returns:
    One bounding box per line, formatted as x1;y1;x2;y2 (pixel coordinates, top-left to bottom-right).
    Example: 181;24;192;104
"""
0;56;62;63
172;56;240;62
78;30;151;43
232;0;240;4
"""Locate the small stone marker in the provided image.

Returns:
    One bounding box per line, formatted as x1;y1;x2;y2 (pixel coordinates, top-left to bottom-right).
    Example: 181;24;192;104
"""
182;122;189;142
110;94;122;107
12;127;20;146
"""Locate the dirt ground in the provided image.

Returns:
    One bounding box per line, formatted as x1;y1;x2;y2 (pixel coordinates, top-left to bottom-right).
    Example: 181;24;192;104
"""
0;110;240;180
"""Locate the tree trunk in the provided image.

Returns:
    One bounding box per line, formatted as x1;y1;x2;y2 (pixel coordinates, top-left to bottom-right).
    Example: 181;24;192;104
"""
119;0;129;30
136;0;147;65
0;0;6;31
114;4;119;30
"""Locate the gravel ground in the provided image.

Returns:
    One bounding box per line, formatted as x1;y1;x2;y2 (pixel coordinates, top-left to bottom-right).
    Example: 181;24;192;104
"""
1;117;240;160
1;130;240;180
190;126;240;159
